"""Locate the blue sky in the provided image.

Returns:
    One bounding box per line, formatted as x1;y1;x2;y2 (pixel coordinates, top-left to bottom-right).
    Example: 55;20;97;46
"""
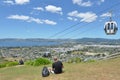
0;0;120;39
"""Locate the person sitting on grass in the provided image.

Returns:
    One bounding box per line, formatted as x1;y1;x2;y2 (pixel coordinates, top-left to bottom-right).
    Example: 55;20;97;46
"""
19;59;24;65
52;56;64;74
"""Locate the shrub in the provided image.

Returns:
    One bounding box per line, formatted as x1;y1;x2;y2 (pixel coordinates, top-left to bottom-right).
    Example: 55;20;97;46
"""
25;60;34;66
0;63;6;68
0;61;19;68
67;59;73;63
68;57;82;63
33;58;51;66
6;61;19;67
25;58;51;66
75;57;82;63
86;59;96;62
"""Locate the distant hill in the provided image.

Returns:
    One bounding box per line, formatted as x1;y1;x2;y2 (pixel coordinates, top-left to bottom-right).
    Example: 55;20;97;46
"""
75;38;120;45
0;38;120;47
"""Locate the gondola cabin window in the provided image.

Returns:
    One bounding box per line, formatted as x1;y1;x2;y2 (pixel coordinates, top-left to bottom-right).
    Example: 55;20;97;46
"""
104;21;118;35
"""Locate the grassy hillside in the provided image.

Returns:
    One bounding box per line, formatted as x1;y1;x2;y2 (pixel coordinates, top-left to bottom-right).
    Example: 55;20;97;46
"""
0;57;120;80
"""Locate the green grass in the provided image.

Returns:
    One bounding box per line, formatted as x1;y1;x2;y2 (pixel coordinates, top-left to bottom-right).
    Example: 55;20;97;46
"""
0;57;120;80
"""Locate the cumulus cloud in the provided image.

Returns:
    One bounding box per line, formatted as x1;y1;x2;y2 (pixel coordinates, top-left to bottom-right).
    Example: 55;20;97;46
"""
67;17;78;21
101;0;105;2
67;17;73;20
72;0;92;7
3;0;30;5
30;7;44;15
100;12;111;17
68;10;98;22
97;0;105;5
43;20;57;25
7;15;43;24
15;0;29;5
28;17;43;24
33;7;44;11
3;0;14;5
45;5;63;15
7;15;29;20
7;15;57;25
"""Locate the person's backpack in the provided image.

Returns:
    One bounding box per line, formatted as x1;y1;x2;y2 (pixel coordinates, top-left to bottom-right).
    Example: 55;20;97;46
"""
42;66;50;77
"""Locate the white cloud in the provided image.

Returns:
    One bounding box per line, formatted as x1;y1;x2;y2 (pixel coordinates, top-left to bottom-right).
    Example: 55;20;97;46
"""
43;20;57;25
68;10;78;17
3;0;30;5
15;0;29;5
31;7;44;15
97;0;105;5
45;5;63;15
72;0;92;7
33;7;44;11
28;17;43;24
67;17;77;21
8;15;29;20
7;15;57;25
101;0;105;2
7;15;43;23
100;12;111;17
67;17;73;20
68;10;98;23
80;1;92;7
3;0;14;5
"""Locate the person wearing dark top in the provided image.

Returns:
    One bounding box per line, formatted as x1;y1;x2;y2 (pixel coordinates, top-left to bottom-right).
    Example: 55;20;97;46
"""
52;56;63;74
19;59;24;65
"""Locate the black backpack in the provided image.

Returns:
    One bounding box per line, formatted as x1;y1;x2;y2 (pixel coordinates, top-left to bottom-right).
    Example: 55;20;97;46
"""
42;66;50;77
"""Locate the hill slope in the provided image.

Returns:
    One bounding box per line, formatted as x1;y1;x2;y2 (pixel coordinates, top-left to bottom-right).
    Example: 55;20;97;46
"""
0;57;120;80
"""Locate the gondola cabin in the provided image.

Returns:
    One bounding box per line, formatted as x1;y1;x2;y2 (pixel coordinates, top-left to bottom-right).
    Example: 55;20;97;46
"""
104;21;118;35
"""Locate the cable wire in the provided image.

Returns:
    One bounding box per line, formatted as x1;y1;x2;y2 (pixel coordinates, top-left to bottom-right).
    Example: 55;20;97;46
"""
48;1;120;39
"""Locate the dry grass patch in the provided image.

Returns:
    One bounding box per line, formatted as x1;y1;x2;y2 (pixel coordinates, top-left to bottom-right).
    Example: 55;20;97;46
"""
0;57;120;80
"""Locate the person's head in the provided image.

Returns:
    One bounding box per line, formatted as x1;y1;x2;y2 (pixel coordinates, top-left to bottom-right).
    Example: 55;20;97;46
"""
53;56;58;62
